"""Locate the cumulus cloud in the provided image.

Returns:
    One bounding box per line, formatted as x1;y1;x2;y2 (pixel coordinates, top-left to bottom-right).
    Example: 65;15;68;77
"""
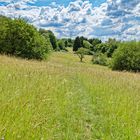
0;0;140;41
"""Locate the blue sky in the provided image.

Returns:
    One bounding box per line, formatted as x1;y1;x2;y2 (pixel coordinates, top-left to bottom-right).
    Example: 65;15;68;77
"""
0;0;140;41
0;0;106;7
28;0;106;7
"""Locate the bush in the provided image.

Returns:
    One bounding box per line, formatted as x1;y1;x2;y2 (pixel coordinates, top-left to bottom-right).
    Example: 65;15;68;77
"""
0;17;51;60
111;42;140;72
92;53;108;66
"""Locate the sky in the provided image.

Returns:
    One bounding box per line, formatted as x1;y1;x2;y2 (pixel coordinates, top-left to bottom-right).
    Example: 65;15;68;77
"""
0;0;140;41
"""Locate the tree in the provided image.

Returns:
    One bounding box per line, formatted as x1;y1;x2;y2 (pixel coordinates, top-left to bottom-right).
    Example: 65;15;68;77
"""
39;29;53;50
39;29;58;50
0;17;50;59
67;38;74;47
73;36;82;51
57;39;65;50
92;38;102;47
58;38;74;48
83;40;92;49
47;30;58;50
111;41;140;72
106;38;119;57
76;48;88;62
95;43;109;53
79;36;87;48
87;38;102;51
57;39;68;51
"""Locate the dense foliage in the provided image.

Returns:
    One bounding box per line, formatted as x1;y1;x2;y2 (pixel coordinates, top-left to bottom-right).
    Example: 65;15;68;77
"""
57;39;68;51
88;38;102;51
92;53;108;66
73;36;82;51
0;16;51;59
39;29;57;50
111;42;140;72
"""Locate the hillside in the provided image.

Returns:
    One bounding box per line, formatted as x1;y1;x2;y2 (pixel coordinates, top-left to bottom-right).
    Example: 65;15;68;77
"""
0;52;140;140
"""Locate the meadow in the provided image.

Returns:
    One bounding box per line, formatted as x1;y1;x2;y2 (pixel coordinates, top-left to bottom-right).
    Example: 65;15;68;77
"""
0;52;140;140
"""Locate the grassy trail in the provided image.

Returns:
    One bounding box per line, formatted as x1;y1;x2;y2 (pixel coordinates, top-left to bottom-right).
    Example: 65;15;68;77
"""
0;52;140;140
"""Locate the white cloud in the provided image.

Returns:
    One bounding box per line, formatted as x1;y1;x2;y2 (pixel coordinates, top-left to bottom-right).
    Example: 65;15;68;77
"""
0;0;140;41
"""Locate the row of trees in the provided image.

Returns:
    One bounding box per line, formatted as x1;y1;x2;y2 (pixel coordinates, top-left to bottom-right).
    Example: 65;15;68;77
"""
39;29;74;52
73;37;118;57
0;16;139;72
72;36;140;72
0;16;73;59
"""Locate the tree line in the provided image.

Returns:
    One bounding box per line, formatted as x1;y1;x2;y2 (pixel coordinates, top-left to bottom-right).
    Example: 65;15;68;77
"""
72;36;140;72
0;16;140;72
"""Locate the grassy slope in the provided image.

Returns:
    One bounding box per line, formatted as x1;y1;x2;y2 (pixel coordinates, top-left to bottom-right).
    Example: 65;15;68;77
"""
0;52;140;140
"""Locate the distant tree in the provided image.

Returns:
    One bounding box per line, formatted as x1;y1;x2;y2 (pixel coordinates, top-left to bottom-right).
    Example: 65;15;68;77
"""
83;40;92;49
88;38;93;44
88;38;102;51
39;29;58;50
73;36;82;51
64;40;68;48
48;31;58;50
92;38;102;46
61;38;74;48
73;36;88;51
68;38;73;44
39;29;53;50
76;48;88;62
106;38;119;57
80;36;87;47
57;39;65;50
95;43;109;53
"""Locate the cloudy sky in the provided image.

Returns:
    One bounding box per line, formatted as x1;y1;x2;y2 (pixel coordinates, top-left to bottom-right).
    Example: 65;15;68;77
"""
0;0;140;41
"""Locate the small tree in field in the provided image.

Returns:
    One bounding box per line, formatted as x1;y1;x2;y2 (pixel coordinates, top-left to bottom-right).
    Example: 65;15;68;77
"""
76;48;88;62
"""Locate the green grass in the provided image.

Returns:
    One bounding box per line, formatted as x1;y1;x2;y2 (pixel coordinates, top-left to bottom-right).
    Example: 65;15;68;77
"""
0;52;140;140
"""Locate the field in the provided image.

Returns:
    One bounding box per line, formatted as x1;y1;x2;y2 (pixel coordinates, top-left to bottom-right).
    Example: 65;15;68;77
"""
0;52;140;140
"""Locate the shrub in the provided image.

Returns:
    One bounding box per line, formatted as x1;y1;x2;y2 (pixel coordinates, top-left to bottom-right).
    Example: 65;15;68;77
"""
111;42;140;72
92;53;108;66
0;17;51;60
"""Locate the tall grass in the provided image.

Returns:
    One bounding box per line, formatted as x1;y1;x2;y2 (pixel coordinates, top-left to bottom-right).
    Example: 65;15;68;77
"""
0;53;140;140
